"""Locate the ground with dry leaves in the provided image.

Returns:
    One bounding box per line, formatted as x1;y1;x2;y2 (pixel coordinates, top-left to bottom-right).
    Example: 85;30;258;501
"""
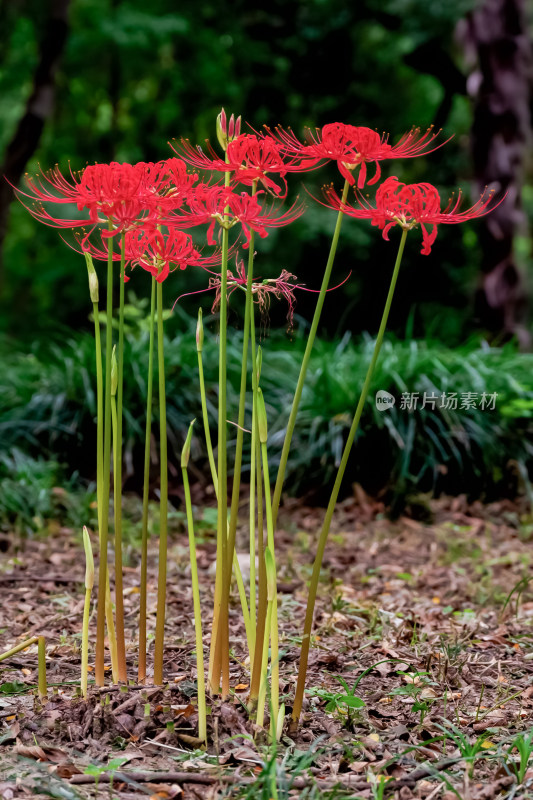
0;489;532;799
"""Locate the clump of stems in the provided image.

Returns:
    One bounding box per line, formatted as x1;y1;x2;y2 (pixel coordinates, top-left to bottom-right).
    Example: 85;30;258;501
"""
17;110;488;746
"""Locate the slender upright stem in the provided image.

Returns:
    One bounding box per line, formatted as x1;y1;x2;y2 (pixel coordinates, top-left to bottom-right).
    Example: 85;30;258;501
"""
271;179;350;527
182;451;207;742
37;637;47;700
291;228;408;725
153;279;168;685
138;275;156;683
197;315;218;494
95;223;115;686
226;183;258;591
113;234;127;682
92;299;118;683
260;435;279;732
255;597;273;729
82;526;94;699
209;169;231;697
81;587;92;699
248;307;266;708
248;390;257;654
93;301;104;532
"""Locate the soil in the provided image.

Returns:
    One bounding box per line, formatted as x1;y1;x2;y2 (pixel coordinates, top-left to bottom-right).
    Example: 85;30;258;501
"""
0;488;532;799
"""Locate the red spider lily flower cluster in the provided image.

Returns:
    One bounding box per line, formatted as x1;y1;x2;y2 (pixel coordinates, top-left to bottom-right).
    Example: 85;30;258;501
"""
15;155;305;282
17;158;198;235
322;176;499;254
265;123;447;188
13;111;499;297
165;184;305;248
172;132;318;196
125;227;202;283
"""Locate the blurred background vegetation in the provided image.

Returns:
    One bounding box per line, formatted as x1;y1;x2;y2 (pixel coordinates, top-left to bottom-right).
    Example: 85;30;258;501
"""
0;0;532;528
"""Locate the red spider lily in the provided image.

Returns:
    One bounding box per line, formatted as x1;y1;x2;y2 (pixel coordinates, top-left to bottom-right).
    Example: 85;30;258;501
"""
322;176;499;254
142;158;198;212
77;162;146;223
14;159;197;239
124;226;202;282
265;123;448;188
171;133;311;196
165;184;305;248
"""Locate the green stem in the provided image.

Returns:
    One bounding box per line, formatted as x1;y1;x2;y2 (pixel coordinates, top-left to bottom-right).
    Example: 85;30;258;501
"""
197;336;218;494
92;298;119;683
114;234;127;682
248;392;257;655
291;228;408;726
153;279;168;685
260;436;278;733
271;179;350;527
210;169;231;697
138;275;156;683
255;597;273;729
248;308;266;708
81;588;91;698
226;183;257;591
93;301;104;533
37;637;47;700
233;551;253;657
0;637;38;662
95;221;115;686
182;462;207;742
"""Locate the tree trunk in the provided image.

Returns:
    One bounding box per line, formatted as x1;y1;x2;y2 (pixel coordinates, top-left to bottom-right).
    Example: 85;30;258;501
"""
0;0;70;291
464;0;533;345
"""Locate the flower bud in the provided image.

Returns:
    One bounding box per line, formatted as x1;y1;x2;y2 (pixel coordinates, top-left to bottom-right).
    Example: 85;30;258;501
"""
255;346;262;383
111;345;118;396
257;387;268;444
265;547;276;602
216;108;241;151
181;419;195;469
229;114;241;141
228;113;242;140
84;253;99;303
83;526;94;591
216;108;228;151
196;308;204;352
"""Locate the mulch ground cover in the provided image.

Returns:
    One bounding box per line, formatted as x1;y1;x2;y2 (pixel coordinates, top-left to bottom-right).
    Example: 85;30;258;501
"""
0;488;532;799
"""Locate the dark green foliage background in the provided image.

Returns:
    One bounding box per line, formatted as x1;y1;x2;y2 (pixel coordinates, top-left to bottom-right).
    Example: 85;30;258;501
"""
1;0;532;511
1;0;498;344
